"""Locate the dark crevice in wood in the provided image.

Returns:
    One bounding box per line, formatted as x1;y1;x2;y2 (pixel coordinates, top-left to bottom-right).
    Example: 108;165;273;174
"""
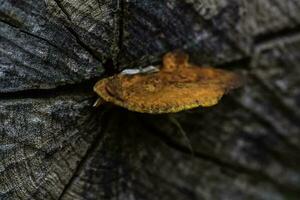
53;0;72;21
0;15;98;76
52;0;103;62
57;111;108;200
0;78;100;99
114;0;124;69
18;29;62;51
0;14;22;29
102;58;118;76
254;25;300;45
205;2;248;56
216;56;251;69
63;25;103;62
96;0;103;10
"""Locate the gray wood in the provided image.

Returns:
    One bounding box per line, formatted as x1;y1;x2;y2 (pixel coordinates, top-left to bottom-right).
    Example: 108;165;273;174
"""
1;0;300;199
0;0;117;92
120;0;300;67
0;93;102;199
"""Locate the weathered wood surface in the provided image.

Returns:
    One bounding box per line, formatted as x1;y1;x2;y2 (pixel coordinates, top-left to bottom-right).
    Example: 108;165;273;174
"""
0;0;117;92
1;0;300;199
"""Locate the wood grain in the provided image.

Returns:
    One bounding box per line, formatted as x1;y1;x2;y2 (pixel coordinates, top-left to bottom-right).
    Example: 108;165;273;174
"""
0;0;300;199
0;0;117;92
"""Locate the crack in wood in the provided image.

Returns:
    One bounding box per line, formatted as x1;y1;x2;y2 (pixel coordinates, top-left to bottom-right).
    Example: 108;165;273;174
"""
216;56;251;69
0;18;20;30
115;0;124;69
0;78;99;99
53;0;72;21
63;24;103;62
254;25;300;45
17;29;63;52
0;12;23;28
57;109;110;200
51;0;104;62
1;1;300;199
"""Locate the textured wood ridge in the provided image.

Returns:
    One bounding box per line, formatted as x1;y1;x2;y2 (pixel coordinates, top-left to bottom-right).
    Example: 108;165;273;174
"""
1;0;300;199
0;0;117;92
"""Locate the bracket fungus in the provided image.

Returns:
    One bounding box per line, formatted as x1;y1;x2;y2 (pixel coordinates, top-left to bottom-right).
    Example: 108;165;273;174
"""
94;51;243;113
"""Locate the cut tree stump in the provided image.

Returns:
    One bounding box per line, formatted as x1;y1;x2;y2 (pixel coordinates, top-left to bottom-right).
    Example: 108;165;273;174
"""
1;0;300;199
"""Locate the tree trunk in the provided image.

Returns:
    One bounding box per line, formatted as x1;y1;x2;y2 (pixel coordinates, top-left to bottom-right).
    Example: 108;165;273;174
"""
1;0;300;199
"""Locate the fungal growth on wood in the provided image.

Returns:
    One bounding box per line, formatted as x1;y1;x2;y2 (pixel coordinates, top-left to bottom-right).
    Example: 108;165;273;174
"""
94;51;243;113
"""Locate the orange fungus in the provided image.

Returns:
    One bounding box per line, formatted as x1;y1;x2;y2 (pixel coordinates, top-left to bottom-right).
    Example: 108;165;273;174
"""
93;51;243;113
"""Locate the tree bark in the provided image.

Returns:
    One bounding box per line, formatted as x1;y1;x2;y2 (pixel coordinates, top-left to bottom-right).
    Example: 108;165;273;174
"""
1;0;300;199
